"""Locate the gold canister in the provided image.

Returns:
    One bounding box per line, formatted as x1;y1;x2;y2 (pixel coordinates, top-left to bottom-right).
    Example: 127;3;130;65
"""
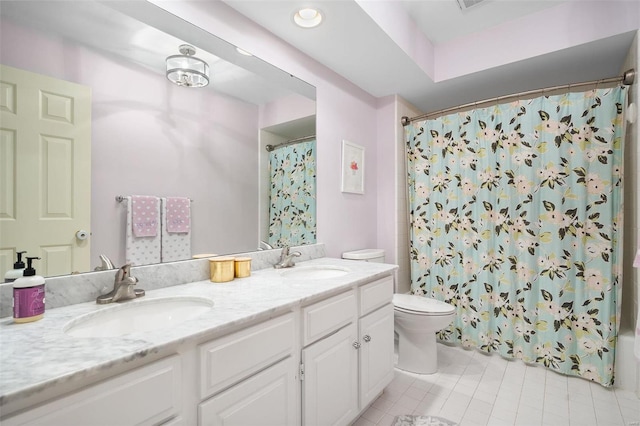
209;256;235;282
234;257;252;278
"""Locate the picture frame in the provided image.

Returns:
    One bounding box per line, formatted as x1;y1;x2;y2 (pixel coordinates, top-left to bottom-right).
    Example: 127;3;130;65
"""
341;140;365;194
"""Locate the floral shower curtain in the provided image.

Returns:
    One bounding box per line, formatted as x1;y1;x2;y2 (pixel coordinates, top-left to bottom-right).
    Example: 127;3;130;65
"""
406;87;627;386
268;140;317;247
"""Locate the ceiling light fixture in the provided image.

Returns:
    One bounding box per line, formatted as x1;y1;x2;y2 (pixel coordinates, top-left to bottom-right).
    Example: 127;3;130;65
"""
166;44;209;88
294;8;322;28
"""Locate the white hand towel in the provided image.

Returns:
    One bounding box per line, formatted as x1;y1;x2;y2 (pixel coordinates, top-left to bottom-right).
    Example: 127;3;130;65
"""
161;197;191;262
125;196;161;266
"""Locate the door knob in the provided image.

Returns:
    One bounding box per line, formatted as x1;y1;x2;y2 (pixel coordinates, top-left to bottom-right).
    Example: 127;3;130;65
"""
363;335;371;342
76;230;89;240
352;341;361;349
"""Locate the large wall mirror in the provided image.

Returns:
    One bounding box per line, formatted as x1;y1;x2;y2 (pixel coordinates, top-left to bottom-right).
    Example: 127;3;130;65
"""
0;1;316;278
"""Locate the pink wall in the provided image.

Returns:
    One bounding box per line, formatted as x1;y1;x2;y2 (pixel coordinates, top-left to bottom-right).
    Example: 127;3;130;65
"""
315;81;379;258
1;18;260;269
153;0;381;259
375;96;398;265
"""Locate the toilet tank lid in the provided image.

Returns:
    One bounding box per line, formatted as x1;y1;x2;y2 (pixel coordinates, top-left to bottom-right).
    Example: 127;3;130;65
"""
393;294;455;313
342;248;385;260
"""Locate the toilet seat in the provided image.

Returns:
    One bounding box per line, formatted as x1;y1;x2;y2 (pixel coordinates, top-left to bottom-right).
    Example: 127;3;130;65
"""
393;294;455;316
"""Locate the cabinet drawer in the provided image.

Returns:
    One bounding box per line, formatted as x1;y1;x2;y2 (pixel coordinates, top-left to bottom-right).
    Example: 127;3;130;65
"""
359;275;393;317
302;290;356;346
4;355;181;426
198;357;297;426
199;313;295;399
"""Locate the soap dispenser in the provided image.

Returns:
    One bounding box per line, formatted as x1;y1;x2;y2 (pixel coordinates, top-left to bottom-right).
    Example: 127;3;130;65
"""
13;257;45;323
4;251;27;283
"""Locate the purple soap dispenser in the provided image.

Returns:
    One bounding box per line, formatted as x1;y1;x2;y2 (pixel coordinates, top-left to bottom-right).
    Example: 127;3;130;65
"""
12;257;45;323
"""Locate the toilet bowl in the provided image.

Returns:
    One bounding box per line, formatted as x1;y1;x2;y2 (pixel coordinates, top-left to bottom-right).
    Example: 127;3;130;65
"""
342;249;456;375
393;294;455;374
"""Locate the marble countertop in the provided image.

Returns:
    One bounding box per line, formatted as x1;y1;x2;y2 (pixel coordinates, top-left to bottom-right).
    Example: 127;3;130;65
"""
0;257;397;410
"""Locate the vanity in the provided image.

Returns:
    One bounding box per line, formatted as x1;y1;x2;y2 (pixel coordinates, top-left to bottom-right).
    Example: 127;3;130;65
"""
0;251;397;425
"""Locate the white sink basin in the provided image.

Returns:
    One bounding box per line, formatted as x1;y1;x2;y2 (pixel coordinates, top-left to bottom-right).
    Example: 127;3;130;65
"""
281;265;350;280
64;296;214;338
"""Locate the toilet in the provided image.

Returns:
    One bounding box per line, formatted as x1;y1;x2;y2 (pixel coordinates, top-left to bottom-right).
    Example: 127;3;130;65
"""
392;294;455;374
342;249;456;375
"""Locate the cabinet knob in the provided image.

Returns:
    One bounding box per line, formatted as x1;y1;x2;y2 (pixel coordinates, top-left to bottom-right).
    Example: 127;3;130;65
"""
363;335;371;342
352;341;361;349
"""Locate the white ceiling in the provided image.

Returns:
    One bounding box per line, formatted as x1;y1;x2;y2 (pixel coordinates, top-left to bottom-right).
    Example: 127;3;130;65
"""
222;0;636;114
401;0;564;44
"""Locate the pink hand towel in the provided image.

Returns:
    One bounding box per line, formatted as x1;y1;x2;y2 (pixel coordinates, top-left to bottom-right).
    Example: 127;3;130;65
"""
165;197;191;233
131;195;159;237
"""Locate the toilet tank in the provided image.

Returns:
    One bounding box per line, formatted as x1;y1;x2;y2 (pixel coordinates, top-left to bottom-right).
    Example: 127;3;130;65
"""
342;249;385;263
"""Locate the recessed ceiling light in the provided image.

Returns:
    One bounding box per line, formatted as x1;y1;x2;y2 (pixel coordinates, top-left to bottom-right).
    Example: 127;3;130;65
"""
294;8;322;28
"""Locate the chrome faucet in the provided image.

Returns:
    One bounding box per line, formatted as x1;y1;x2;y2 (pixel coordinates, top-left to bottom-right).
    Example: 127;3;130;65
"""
96;264;145;304
93;254;115;271
258;240;274;250
274;246;301;269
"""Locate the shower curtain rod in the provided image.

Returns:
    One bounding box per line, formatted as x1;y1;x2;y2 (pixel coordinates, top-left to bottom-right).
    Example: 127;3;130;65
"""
401;68;636;126
265;134;316;152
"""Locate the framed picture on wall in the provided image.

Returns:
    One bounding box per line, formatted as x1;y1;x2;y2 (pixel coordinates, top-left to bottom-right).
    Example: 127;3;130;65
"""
341;140;365;194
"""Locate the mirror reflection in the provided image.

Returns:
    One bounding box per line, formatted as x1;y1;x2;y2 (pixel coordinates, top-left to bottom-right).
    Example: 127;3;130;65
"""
0;1;316;279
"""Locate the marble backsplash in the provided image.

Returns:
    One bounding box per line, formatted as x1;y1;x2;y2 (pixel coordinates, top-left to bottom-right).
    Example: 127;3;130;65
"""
0;243;326;318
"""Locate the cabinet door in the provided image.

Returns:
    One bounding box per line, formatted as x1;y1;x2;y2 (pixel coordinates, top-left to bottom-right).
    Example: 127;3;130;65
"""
302;323;358;426
199;357;297;426
359;303;395;408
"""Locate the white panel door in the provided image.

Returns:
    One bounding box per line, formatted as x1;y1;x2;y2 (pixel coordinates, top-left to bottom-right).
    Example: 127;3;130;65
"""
359;303;395;409
302;323;358;426
0;65;91;277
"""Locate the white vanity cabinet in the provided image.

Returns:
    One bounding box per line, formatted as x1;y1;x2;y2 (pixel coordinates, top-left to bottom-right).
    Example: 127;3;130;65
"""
301;275;395;426
197;313;298;426
3;355;182;426
0;265;397;426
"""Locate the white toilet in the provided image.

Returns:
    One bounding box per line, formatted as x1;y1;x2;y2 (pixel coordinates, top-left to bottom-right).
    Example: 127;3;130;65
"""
342;249;456;375
392;293;455;374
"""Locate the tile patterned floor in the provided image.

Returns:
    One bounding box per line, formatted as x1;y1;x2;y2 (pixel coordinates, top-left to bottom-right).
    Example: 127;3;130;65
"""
354;343;640;426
